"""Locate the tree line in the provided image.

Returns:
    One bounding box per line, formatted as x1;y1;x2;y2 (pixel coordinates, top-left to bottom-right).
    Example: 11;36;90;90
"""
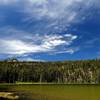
0;59;100;84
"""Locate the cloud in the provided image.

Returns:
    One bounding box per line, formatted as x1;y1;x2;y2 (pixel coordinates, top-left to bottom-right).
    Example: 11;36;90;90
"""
0;27;78;55
52;47;79;54
0;0;99;61
19;0;100;35
18;57;45;62
29;0;47;4
0;39;48;55
18;0;89;34
0;0;18;5
42;34;77;49
26;0;93;19
0;0;99;35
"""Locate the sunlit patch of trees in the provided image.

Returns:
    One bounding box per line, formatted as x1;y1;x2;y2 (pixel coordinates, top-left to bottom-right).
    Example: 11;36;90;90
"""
0;58;100;84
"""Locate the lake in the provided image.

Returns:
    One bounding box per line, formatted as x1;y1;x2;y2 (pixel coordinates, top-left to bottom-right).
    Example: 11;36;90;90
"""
0;84;100;100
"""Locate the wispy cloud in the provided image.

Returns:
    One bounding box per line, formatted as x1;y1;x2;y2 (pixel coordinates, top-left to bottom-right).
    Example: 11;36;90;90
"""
52;47;79;55
0;27;78;55
21;0;82;33
0;0;99;60
0;0;98;35
0;0;18;5
19;0;99;35
18;57;45;62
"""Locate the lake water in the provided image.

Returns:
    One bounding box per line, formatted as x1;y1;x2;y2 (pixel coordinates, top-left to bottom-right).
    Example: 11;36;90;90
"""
0;84;100;100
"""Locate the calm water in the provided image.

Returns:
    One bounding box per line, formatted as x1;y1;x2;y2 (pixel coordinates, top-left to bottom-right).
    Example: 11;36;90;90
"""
0;84;100;100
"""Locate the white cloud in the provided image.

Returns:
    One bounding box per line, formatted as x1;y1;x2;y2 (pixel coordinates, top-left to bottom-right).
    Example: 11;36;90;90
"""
0;40;33;54
24;0;79;20
0;0;84;57
0;30;78;55
19;0;85;34
29;0;47;4
0;39;47;55
20;0;99;34
0;0;99;34
18;57;45;62
42;34;77;49
52;47;79;54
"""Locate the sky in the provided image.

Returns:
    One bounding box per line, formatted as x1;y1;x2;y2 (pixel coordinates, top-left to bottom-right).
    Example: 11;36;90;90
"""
0;0;100;61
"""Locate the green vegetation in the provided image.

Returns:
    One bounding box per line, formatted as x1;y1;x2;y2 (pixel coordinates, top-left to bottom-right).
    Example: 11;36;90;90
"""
0;84;100;100
0;59;100;84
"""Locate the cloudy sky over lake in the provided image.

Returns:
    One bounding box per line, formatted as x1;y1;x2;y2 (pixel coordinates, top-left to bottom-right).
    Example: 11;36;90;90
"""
0;0;100;61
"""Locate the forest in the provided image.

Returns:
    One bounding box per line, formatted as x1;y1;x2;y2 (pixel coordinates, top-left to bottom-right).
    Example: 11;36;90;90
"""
0;58;100;84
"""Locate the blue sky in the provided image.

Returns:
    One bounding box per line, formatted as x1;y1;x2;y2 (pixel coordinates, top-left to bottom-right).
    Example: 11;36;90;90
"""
0;0;100;61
